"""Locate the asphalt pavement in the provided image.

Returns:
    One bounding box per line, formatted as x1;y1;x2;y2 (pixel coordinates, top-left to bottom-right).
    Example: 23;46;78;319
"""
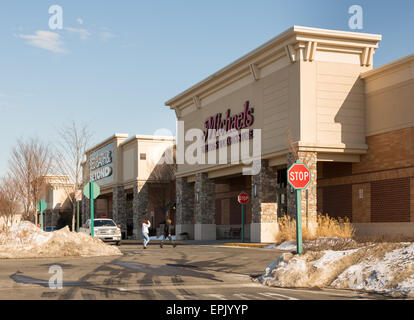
0;242;387;300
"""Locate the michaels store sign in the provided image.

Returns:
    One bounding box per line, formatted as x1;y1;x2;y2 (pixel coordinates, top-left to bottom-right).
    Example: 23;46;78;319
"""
90;142;114;185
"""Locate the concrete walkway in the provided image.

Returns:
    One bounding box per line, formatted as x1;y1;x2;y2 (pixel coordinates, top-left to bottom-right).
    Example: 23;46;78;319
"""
121;239;275;248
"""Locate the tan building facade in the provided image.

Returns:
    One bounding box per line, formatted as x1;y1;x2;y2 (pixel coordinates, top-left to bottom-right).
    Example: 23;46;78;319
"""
81;134;175;239
41;175;73;230
319;53;414;237
165;26;414;242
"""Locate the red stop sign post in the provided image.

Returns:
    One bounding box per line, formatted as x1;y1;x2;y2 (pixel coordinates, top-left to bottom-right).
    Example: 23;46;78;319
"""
287;161;311;254
237;192;249;242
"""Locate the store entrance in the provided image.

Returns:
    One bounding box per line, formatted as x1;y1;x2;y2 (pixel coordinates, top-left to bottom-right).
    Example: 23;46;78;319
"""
276;168;288;216
214;175;252;240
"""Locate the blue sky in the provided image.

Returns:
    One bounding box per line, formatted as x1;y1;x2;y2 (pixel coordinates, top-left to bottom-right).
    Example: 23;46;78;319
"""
0;0;413;176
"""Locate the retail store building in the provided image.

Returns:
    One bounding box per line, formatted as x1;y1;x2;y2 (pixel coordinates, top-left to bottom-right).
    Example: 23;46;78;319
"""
41;175;73;229
165;26;414;242
81;134;175;239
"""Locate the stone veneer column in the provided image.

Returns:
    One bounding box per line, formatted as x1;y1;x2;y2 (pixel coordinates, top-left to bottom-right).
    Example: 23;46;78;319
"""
133;181;149;240
251;160;279;243
51;210;59;227
287;152;318;236
81;195;90;225
112;186;126;238
176;177;195;239
195;173;216;240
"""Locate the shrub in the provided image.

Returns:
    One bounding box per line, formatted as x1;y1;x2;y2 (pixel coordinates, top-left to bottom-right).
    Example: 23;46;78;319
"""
314;214;354;239
276;213;355;243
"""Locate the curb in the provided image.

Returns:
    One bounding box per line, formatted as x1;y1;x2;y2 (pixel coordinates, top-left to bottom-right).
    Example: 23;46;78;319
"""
221;243;274;248
120;240;185;245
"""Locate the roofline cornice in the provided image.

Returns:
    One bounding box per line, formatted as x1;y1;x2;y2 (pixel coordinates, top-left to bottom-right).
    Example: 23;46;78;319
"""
361;53;414;79
85;133;129;155
165;26;382;110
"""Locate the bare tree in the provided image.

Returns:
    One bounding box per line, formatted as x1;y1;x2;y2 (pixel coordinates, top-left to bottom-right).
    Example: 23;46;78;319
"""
148;145;176;182
286;126;298;161
0;174;21;230
54;121;92;231
147;146;176;221
8;138;53;225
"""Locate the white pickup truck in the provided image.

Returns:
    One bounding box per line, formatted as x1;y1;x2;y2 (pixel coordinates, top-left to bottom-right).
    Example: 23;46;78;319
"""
79;218;122;246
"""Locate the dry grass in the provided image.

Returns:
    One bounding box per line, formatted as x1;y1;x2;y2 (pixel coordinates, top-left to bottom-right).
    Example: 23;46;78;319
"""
314;214;355;239
276;213;355;243
276;215;297;243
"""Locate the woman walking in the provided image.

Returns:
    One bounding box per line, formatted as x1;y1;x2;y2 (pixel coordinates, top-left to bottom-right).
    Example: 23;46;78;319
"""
142;219;151;249
160;219;176;248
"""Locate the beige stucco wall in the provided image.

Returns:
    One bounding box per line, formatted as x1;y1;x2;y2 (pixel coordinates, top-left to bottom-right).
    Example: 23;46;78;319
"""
42;176;73;211
177;59;298;177
167;27;381;179
137;137;175;182
315;62;366;146
82;134;175;191
362;54;414;137
122;139;137;185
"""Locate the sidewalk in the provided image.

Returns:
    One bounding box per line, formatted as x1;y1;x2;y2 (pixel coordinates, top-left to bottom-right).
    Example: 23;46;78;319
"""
121;239;274;248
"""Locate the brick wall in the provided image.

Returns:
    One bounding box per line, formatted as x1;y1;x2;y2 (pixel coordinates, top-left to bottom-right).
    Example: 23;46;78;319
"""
353;127;414;174
352;183;371;223
318;127;413;223
411;178;414;222
322;184;352;219
371;178;410;222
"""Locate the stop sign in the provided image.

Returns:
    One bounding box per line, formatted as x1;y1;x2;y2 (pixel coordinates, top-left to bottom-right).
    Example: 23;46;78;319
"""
238;192;249;204
287;162;311;189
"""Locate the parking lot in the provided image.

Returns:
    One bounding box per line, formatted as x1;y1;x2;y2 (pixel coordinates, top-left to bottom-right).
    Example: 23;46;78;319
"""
0;243;385;300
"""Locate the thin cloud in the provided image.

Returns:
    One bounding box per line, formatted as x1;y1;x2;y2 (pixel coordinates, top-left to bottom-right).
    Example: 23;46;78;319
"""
65;27;91;40
121;43;137;49
100;31;115;41
0;102;15;111
77;18;84;25
19;30;66;53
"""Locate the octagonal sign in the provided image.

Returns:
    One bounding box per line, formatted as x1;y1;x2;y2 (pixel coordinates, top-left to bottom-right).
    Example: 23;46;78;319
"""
287;162;311;190
237;192;249;204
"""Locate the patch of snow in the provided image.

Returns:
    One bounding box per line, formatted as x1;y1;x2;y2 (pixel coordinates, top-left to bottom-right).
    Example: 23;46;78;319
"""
332;243;414;297
313;249;358;270
0;221;122;259
259;239;414;298
265;237;360;251
266;241;296;251
263;255;286;278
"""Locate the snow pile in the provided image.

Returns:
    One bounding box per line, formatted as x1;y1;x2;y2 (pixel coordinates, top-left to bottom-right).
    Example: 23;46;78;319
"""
265;237;360;251
331;243;414;297
265;241;296;251
0;221;122;259
258;241;414;298
261;249;358;288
